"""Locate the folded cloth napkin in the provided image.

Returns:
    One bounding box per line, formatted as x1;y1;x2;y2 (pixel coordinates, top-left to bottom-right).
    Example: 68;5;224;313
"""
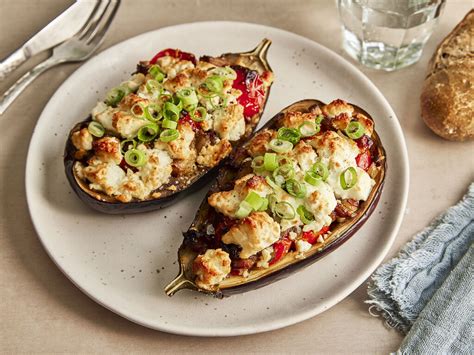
366;183;474;354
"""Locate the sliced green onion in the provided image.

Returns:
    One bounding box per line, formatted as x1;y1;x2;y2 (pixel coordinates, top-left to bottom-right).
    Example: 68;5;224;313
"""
304;170;322;186
177;88;199;110
145;79;162;94
190;107;207;122
124;149;147;167
105;87;125;106
171;95;184;111
273;164;295;181
160;128;180;142
120;139;136;154
251;156;265;173
144;103;162;122
315;114;324;124
311;162;329;181
131;102;146;118
258;198;269;211
244;191;264;210
345;121;365;139
263;153;278;171
235;200;253;219
269;139;293;153
265;176;282;190
148;65;165;82
137;123;159;142
297;205;314;224
87;121;105;137
286;179;307;198
162;119;178;129
278;127;301;145
204;75;224;93
340;167;358;190
273;201;296;220
212;66;237;80
299;121;320;137
163;102;181;121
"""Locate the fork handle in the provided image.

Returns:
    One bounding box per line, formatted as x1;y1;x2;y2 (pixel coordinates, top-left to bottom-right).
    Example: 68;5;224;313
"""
0;48;28;81
0;57;61;115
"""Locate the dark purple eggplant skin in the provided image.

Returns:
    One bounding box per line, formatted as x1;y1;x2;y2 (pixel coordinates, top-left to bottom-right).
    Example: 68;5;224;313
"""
166;99;387;298
63;40;273;214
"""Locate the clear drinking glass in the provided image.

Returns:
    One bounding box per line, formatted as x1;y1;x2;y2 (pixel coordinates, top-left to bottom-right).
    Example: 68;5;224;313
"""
337;0;446;71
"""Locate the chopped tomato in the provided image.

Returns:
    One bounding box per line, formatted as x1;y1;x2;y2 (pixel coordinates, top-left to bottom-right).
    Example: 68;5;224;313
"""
355;134;374;151
179;112;202;132
301;226;330;244
150;48;197;65
232;67;266;120
356;150;372;171
269;236;293;265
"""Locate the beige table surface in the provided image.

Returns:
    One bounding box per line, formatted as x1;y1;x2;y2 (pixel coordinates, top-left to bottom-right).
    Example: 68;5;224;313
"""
1;0;473;353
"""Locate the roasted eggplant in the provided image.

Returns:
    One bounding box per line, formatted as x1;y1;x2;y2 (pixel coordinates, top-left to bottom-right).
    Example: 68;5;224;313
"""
165;99;386;298
64;39;273;213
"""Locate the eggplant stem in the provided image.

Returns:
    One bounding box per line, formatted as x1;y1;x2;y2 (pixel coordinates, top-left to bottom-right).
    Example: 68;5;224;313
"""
164;268;197;296
245;38;272;72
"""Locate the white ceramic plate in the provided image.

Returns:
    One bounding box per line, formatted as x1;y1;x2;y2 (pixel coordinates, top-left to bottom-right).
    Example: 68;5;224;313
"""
26;22;408;336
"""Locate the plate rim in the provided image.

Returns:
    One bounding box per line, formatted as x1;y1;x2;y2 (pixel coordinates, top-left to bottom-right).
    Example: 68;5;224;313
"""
25;20;409;336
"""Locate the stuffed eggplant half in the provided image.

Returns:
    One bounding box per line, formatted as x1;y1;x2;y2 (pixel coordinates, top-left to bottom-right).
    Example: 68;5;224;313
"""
64;39;273;213
165;99;386;297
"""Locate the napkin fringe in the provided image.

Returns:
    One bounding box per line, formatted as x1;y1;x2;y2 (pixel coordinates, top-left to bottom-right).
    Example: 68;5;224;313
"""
365;182;474;334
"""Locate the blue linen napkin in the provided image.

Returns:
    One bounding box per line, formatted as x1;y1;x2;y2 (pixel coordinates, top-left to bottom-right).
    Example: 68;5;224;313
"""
366;183;474;354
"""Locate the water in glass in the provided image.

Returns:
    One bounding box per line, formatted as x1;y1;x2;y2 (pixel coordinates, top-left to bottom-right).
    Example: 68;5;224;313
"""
338;0;446;71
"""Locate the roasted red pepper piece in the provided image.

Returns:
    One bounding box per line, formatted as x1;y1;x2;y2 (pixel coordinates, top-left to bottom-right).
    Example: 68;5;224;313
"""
150;48;197;65
356;150;372;171
301;226;330;244
179;112;202;132
269;236;293;265
232;67;266;120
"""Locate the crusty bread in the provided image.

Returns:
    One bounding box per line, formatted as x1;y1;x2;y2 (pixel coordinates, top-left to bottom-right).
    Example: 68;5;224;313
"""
421;10;473;141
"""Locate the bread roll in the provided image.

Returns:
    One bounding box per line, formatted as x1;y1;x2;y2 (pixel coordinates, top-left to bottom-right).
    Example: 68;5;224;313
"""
420;10;473;141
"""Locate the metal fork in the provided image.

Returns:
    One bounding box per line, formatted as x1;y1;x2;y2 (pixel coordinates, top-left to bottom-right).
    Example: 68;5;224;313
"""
0;0;120;115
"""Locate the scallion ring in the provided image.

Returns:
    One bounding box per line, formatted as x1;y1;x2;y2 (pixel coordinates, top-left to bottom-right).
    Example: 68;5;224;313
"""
177;88;199;110
273;201;296;220
278;127;301;145
251;156;265;173
87;121;105;138
345;121;365;140
265;176;282;190
299;121;320;137
144;103;162;122
148;65;165;82
131;102;146;118
263;152;278;171
244;191;265;211
258;198;269;211
163;102;181;121
273;163;295;181
204;75;224;93
162;119;178;129
124;149;147;167
296;205;314;224
269;139;293;153
190;107;207;122
159;128;180;143
311;162;329;181
304;170;322;186
171;95;184;111
120;139;137;154
105;87;125;106
137;123;159;142
315;114;324;124
235;200;253;219
340;167;358;190
286;179;307;198
145;79;162;94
